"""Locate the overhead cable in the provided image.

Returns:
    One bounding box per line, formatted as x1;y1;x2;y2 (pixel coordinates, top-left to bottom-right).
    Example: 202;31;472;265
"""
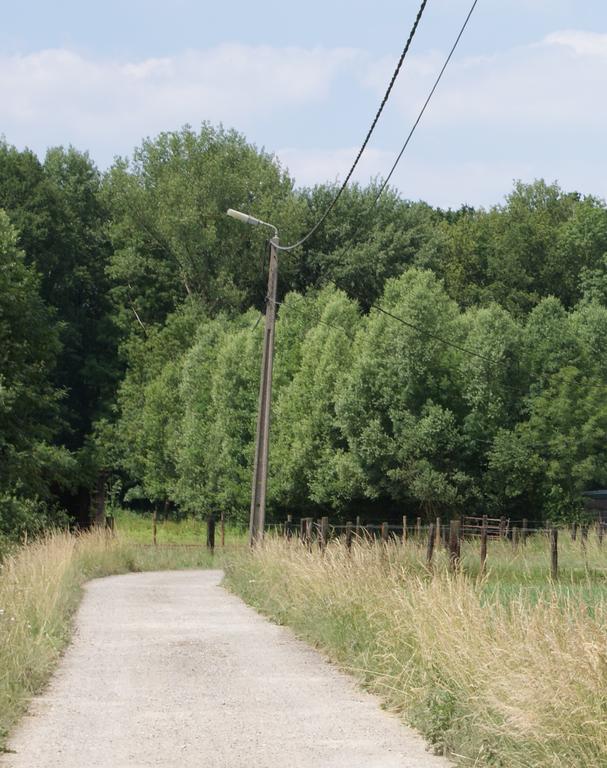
375;0;480;202
277;0;430;253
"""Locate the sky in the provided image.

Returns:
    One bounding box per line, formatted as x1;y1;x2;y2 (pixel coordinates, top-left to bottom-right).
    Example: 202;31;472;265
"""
1;0;606;209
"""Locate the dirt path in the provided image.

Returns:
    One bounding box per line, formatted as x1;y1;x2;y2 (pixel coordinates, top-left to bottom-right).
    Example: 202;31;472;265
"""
3;570;451;767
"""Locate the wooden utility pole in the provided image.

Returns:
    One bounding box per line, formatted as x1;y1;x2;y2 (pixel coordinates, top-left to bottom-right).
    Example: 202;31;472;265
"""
249;237;279;545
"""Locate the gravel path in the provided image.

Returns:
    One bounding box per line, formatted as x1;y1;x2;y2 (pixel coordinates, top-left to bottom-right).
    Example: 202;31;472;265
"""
2;570;451;768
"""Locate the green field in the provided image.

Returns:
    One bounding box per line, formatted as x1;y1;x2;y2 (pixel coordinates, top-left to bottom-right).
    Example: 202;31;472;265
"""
112;508;247;547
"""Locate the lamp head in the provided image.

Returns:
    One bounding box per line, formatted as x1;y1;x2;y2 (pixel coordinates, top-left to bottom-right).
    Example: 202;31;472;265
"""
226;208;278;238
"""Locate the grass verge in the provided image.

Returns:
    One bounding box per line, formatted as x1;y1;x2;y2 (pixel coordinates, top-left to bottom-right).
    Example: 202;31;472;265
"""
0;525;230;751
225;534;607;768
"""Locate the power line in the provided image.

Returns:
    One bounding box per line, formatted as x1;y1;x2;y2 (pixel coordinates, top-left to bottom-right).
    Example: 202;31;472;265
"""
375;0;480;202
364;295;607;392
280;276;607;397
269;285;607;460
270;297;357;341
367;300;497;364
277;0;430;253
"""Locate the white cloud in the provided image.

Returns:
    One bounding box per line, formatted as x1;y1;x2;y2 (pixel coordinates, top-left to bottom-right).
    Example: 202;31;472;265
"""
0;30;605;207
543;30;607;57
0;44;360;160
370;29;607;131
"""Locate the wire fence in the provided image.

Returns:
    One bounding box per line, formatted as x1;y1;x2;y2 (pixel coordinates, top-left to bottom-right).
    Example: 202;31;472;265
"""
121;512;607;581
268;514;607;580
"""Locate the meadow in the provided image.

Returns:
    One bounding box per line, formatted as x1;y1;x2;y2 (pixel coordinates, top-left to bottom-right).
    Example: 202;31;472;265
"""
225;530;607;768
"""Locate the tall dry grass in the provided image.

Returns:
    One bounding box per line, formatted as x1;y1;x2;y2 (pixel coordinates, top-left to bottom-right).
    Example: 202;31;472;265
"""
225;535;607;767
0;527;220;749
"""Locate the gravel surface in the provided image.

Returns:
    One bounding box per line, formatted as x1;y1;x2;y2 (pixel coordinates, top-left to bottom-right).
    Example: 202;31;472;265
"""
2;570;452;767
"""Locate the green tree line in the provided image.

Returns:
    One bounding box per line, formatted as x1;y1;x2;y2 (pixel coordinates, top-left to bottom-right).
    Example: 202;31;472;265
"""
2;123;607;539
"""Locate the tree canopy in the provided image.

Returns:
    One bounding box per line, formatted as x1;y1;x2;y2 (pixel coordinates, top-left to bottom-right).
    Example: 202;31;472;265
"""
2;124;607;539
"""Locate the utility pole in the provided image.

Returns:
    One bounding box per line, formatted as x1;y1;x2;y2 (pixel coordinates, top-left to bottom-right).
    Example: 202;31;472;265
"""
249;235;278;544
226;209;278;545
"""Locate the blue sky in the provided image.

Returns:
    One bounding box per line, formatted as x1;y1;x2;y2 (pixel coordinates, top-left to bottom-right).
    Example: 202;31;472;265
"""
1;0;606;208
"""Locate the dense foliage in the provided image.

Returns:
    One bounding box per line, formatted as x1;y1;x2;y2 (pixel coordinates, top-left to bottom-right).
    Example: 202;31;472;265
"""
2;123;607;536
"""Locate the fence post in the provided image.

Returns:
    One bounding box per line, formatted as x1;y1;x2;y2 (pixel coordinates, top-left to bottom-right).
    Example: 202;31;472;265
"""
301;517;312;548
345;521;353;551
441;524;448;548
319;516;329;550
355;515;361;538
435;517;441;549
416;517;422;540
571;521;578;541
550;527;558;580
207;514;216;554
402;515;408;544
480;516;488;574
381;522;389;543
285;514;293;540
522;518;528;544
449;519;461;572
499;516;506;538
426;522;436;567
598;523;604;546
152;506;158;546
105;514;115;536
512;525;519;550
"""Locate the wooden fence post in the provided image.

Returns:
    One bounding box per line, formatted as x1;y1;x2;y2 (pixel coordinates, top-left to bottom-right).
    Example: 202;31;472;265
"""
512;525;519;550
435;517;441;549
300;517;312;548
319;516;329;550
550;527;558;580
571;522;578;541
499;516;506;538
416;517;422;540
426;523;436;567
598;523;604;546
381;522;389;543
152;506;158;546
355;515;361;538
105;514;115;535
285;514;293;540
306;518;314;550
449;519;461;572
207;514;216;554
345;521;353;551
522;518;528;544
480;516;488;574
402;516;408;544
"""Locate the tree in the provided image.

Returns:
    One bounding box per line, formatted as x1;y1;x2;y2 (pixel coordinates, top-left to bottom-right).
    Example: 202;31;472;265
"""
0;210;73;538
104;124;301;333
293;182;439;307
271;287;360;512
489;367;607;521
335;268;474;515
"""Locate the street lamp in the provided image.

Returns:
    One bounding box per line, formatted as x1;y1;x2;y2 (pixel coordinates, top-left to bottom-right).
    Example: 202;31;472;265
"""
227;208;279;545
